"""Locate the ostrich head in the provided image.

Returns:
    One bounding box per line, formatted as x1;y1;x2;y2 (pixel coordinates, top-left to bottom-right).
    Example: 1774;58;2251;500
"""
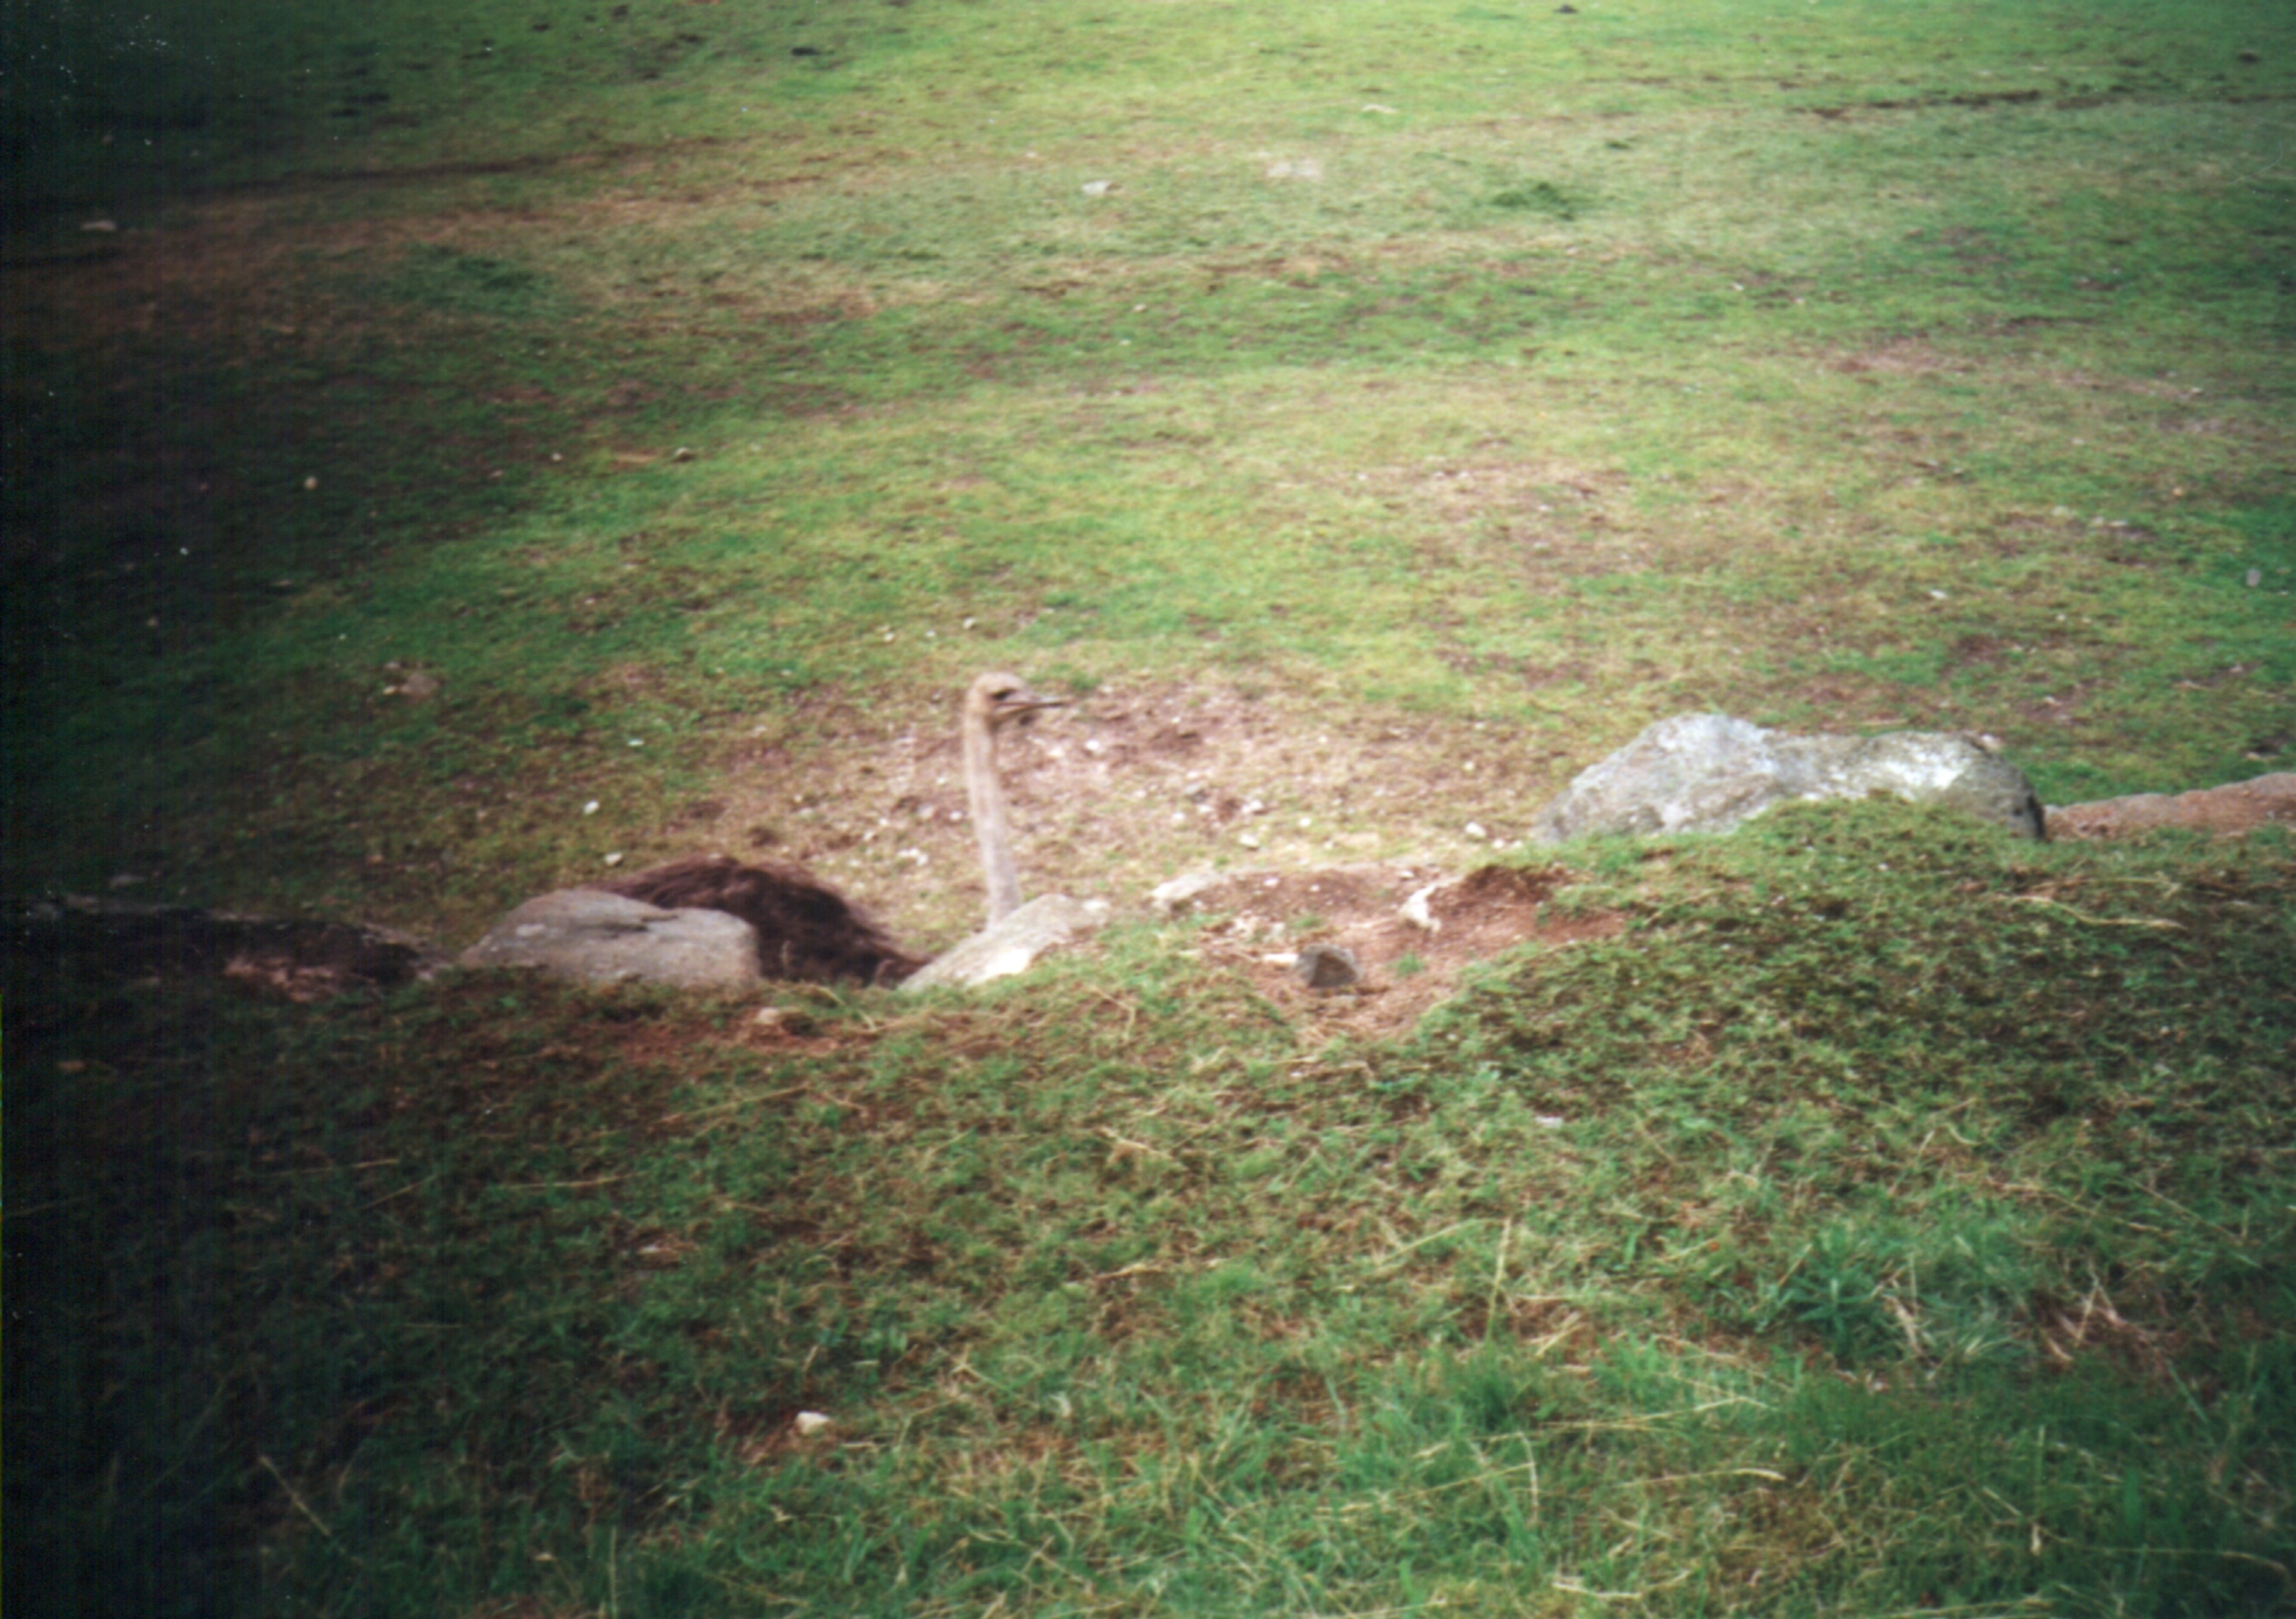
964;671;1067;736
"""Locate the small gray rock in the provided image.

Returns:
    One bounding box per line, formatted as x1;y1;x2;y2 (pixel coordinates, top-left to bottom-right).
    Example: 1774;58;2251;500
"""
1149;868;1227;916
1530;713;2044;844
1294;943;1362;991
899;894;1110;992
460;890;762;990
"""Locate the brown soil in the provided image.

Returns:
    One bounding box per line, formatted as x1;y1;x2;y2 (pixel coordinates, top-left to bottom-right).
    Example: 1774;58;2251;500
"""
667;674;1598;957
2046;773;2296;840
1164;860;1624;1039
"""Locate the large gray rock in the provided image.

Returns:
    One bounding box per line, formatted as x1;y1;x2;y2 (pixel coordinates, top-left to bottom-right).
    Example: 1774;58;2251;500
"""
1530;714;2044;844
459;890;762;990
898;894;1111;992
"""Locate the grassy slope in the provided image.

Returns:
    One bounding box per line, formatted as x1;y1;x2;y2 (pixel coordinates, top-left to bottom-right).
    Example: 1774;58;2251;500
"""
5;0;2295;1613
14;806;2295;1616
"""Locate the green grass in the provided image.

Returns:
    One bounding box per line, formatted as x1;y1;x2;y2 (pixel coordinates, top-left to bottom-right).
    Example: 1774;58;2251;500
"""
7;0;2296;1611
12;805;2294;1615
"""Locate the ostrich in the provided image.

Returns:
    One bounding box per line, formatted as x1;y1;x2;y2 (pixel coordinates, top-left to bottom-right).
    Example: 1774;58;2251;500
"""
961;669;1068;925
593;853;923;986
591;671;1065;983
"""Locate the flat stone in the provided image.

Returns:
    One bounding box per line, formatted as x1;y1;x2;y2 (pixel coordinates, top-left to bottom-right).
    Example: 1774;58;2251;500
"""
899;894;1110;991
459;889;761;990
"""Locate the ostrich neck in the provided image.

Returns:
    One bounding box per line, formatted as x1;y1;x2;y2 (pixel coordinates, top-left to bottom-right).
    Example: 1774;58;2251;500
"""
964;712;1023;925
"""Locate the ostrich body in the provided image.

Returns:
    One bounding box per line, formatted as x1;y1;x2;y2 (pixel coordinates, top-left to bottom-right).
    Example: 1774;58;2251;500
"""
587;671;1062;983
961;670;1066;925
594;854;923;986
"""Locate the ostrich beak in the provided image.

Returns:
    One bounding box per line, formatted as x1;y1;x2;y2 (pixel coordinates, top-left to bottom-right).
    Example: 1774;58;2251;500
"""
996;685;1070;723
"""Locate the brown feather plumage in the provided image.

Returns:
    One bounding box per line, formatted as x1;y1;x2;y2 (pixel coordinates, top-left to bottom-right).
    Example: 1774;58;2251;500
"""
592;854;924;986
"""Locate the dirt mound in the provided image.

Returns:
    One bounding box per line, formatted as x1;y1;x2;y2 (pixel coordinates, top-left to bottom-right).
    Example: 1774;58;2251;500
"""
1172;861;1623;1037
11;897;445;1001
2047;773;2296;840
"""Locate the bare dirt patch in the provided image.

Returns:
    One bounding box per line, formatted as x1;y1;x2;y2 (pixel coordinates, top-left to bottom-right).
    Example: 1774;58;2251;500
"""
1172;860;1624;1039
2047;773;2296;840
636;675;1597;957
1829;337;1973;377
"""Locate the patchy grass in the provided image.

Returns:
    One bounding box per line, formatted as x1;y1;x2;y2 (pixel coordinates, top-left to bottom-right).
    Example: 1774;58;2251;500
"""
11;805;2294;1615
8;0;2296;1611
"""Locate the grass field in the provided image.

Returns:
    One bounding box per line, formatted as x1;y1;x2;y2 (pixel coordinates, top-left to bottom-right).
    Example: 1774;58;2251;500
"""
6;0;2295;1613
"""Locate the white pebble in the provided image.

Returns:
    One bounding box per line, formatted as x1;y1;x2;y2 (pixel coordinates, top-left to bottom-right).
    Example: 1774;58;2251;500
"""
1402;885;1441;932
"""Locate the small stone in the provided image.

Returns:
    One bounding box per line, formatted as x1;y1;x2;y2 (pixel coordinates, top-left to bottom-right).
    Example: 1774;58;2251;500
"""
1081;179;1115;197
1400;884;1442;932
1238;832;1262;849
672;446;696;461
584;801;601;815
1294;944;1361;991
303;476;319;491
603;852;624;867
1463;822;1488;840
1149;869;1223;915
81;219;118;232
2248;568;2264;588
793;1412;833;1436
